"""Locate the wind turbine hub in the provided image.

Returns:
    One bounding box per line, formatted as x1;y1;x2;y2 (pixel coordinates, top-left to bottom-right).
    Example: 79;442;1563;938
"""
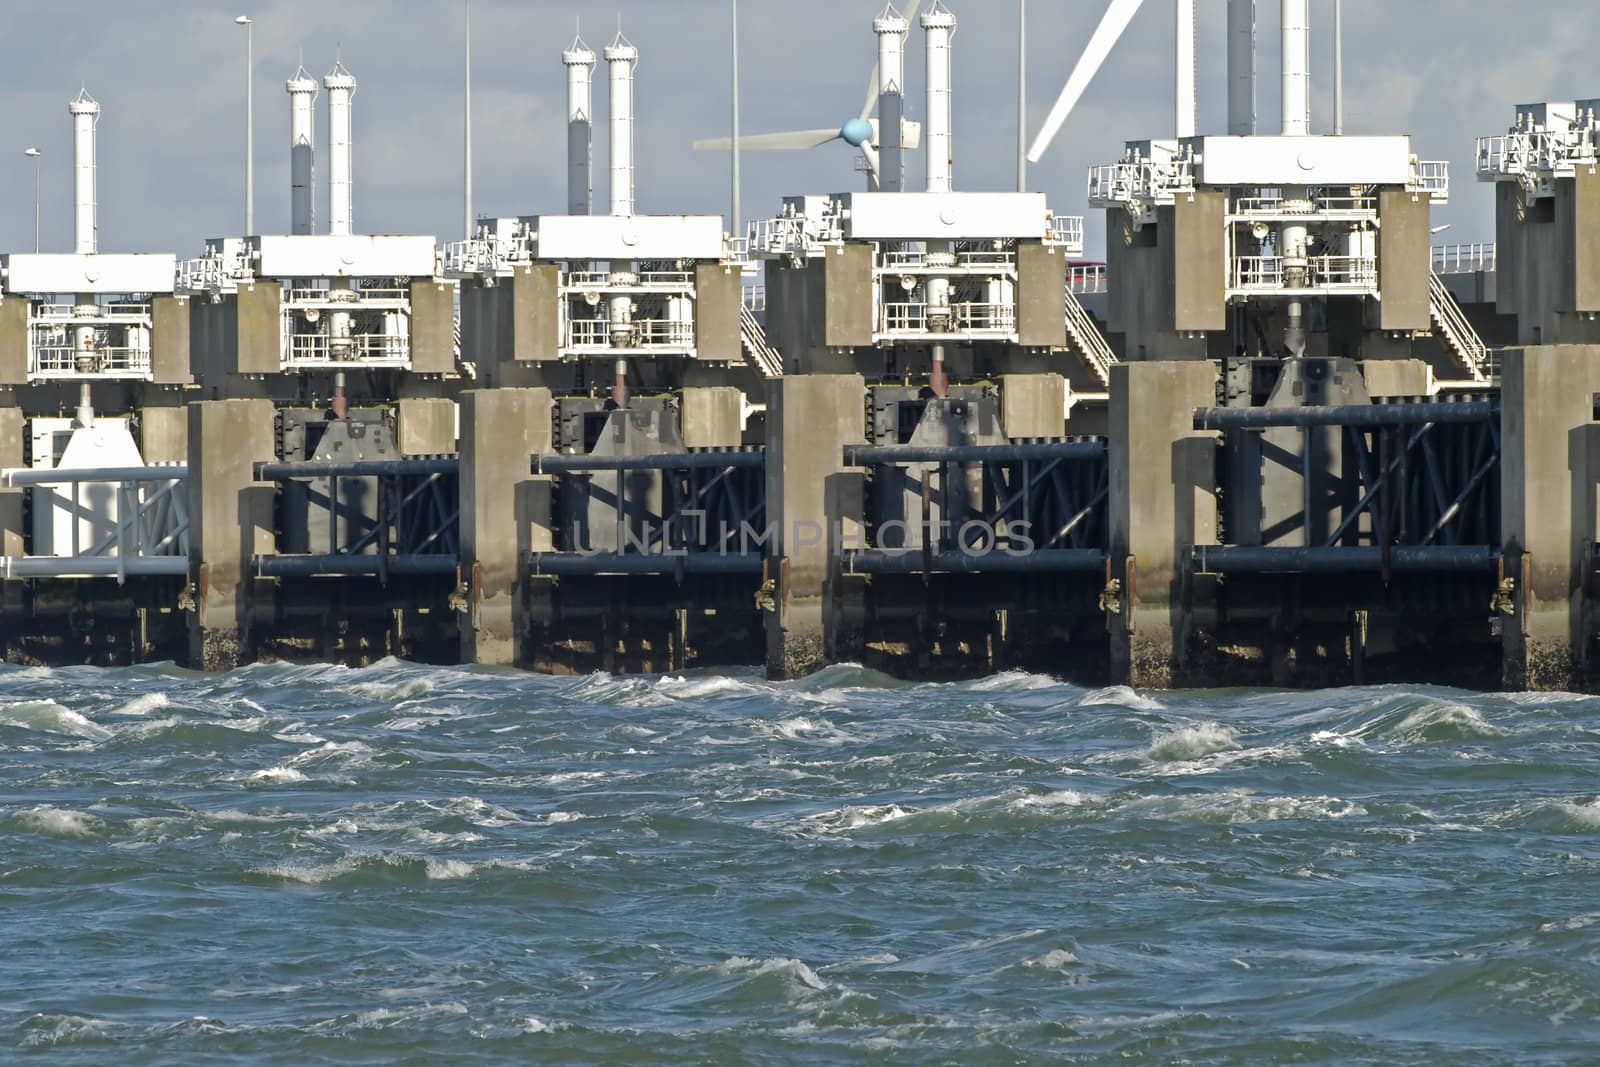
840;117;874;147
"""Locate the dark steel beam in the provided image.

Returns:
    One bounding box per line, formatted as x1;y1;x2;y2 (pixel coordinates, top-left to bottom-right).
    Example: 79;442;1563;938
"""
254;554;458;577
842;549;1106;574
1194;402;1495;431
844;442;1107;466
531;450;765;474
256;458;459;480
1191;545;1497;574
527;552;764;576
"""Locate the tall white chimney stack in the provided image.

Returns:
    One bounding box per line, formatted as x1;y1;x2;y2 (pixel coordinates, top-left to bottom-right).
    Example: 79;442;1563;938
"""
324;60;357;237
921;2;956;194
1281;0;1310;136
873;7;908;193
287;68;318;236
69;90;99;255
564;37;597;216
604;33;638;216
1227;0;1256;135
1175;0;1196;138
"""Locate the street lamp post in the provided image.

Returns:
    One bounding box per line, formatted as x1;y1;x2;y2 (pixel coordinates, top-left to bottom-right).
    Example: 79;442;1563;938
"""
24;147;40;252
236;15;254;234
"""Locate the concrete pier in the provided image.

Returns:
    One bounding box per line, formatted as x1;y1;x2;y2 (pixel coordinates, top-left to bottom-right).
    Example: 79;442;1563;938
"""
459;388;553;666
1500;345;1600;690
1108;362;1218;687
763;374;864;679
187;399;275;670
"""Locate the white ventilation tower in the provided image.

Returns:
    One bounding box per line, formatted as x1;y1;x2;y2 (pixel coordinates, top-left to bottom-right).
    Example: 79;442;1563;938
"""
324;60;356;237
873;6;908;194
563;36;596;216
605;33;638;217
69;90;99;255
1175;0;1195;138
287;67;318;235
920;3;955;194
1227;0;1256;135
1280;0;1311;356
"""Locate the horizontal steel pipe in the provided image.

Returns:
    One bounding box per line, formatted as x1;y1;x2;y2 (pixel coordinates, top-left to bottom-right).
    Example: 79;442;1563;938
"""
843;549;1107;574
1194;402;1496;431
253;554;458;578
844;442;1106;466
528;552;764;576
531;451;765;474
0;555;189;579
1191;545;1498;574
255;458;460;480
1;465;187;487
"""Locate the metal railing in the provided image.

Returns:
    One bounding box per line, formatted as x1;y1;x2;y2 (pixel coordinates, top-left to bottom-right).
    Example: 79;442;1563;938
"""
1232;193;1378;217
284;332;411;366
1064;289;1115;387
1429;271;1492;383
1230;255;1378;293
739;304;784;379
1068;264;1107;295
879;249;1016;272
1411;160;1451;201
563;271;695;289
880;301;1016;336
285;286;410;304
1432;242;1497;275
31;343;154;378
565;317;695;350
1087;157;1196;210
1477;129;1599;181
742;284;766;313
1049;215;1085;253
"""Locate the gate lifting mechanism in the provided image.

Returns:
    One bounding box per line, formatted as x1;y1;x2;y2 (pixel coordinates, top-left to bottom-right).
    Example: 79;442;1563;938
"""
1193;398;1501;575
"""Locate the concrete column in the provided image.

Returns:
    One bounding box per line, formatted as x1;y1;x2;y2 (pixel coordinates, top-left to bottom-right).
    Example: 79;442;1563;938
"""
763;373;865;679
1000;374;1066;438
1500;345;1600;690
139;404;189;464
1359;358;1434;398
187;399;276;670
680;387;745;448
0;408;24;558
459;387;553;666
1108;362;1218;687
396;397;458;455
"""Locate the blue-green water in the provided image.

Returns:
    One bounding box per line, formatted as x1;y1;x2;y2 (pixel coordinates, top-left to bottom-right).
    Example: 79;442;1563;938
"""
2;661;1599;1064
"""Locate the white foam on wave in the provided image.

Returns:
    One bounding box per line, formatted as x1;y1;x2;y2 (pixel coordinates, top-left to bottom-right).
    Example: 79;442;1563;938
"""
1119;789;1365;823
1555;799;1600;830
0;700;111;741
1146;723;1241;762
1022;948;1080;970
713;956;829;991
1389;702;1508;741
273;731;326;745
246;766;307;784
761;715;856;744
541;810;585;825
1076;685;1164;711
347;676;437;704
801;803;916;833
964;671;1065;693
1008;789;1091;812
17;1012;118;1049
654;674;764;701
109;692;171;717
10;805;102;837
352;1001;469;1029
424;858;476;880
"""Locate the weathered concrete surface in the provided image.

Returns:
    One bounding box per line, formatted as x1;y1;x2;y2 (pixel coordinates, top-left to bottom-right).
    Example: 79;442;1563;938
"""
1500;345;1600;690
459;388;553;666
1360;358;1435;398
1108;361;1218;687
187;399;276;670
396;397;458;455
139;404;189;464
764;374;864;680
680;386;744;448
1000;374;1067;439
0;408;23;558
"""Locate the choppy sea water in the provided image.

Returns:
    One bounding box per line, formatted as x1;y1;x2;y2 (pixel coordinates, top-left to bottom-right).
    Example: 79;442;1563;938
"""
3;662;1599;1064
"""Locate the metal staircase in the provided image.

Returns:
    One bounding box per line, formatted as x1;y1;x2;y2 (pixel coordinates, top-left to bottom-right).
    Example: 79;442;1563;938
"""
739;304;785;379
1064;288;1117;387
1428;271;1492;383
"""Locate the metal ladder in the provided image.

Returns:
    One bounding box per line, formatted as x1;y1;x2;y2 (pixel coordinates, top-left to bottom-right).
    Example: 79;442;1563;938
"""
739;304;784;379
1064;288;1117;387
1428;271;1492;383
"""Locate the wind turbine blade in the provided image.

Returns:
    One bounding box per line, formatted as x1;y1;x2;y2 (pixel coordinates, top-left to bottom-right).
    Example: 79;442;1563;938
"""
1026;0;1146;164
694;128;840;151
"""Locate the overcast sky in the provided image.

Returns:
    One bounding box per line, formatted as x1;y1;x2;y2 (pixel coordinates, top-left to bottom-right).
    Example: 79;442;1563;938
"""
0;0;1590;259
